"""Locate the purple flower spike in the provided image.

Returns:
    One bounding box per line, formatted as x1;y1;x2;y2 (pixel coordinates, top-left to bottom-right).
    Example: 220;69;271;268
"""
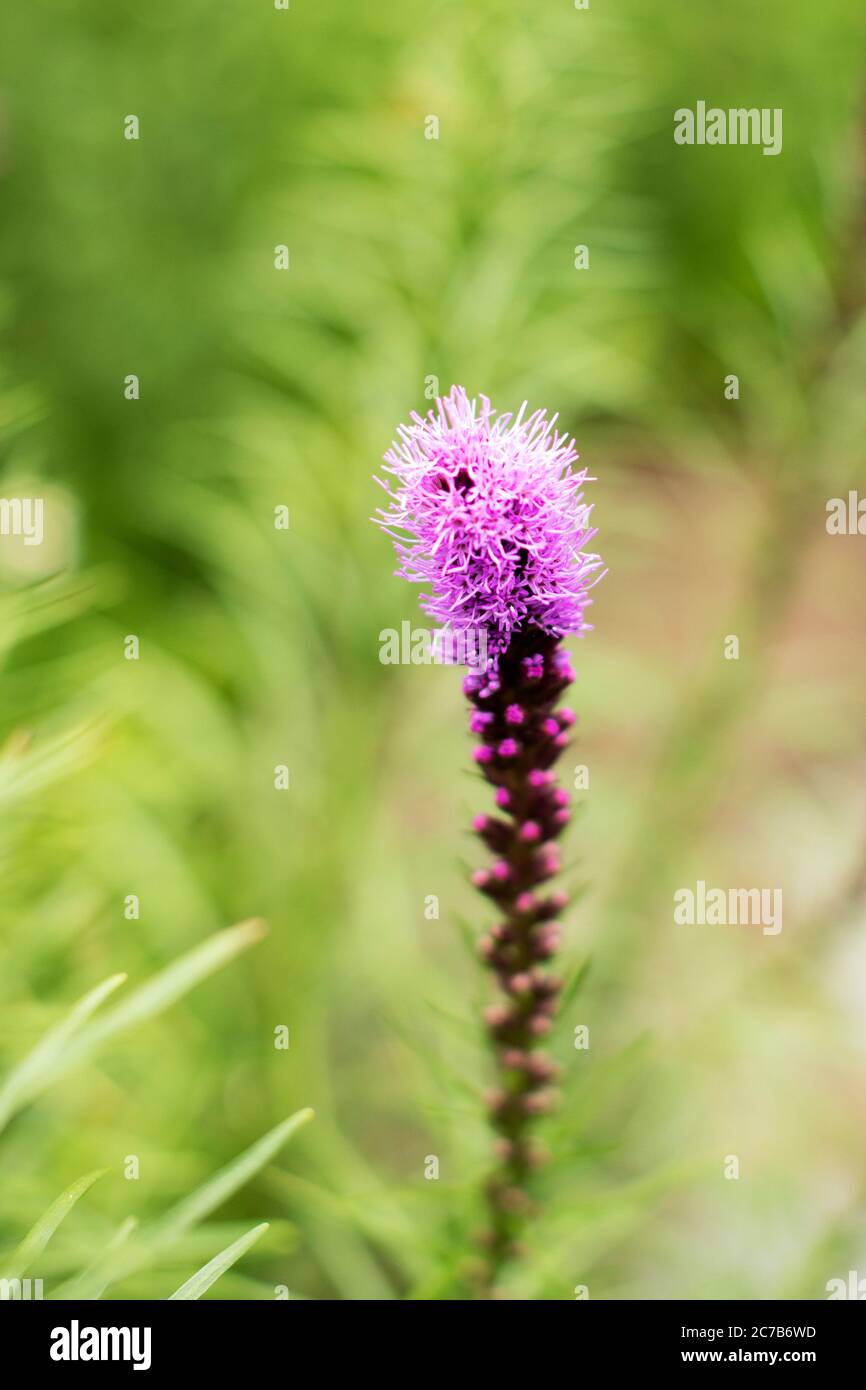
374;386;603;668
374;388;603;1296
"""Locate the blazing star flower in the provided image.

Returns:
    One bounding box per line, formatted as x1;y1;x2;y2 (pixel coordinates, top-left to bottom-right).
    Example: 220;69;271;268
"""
374;386;603;667
374;388;604;1297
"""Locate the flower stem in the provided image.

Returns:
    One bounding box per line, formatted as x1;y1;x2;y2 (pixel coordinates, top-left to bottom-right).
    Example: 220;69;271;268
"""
464;630;577;1292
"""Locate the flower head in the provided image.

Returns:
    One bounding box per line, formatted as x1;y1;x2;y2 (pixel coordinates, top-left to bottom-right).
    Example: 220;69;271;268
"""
374;386;603;667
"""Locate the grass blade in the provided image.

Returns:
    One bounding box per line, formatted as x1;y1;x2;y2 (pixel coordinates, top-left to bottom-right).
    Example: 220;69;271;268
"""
0;975;127;1134
1;1168;107;1280
0;920;267;1133
62;919;268;1069
54;1109;313;1299
168;1223;269;1300
154;1108;314;1242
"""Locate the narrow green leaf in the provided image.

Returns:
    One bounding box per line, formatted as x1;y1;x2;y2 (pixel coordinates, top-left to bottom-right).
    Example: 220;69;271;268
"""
0;921;267;1134
1;1168;107;1280
168;1223;269;1301
154;1108;314;1243
54;1109;314;1300
0;975;127;1134
0;721;103;808
559;956;592;1013
62;919;268;1069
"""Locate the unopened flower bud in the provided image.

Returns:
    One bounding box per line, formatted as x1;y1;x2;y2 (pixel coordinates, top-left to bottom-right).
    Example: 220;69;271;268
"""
529;1015;553;1036
523;1089;557;1115
527;769;551;789
482;1004;511;1030
501;1048;527;1069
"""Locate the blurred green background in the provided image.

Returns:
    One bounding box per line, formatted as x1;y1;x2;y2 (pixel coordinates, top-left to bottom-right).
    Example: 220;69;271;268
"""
1;0;866;1300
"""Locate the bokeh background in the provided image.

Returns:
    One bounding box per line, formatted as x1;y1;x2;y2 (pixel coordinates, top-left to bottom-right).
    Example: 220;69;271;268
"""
1;0;866;1300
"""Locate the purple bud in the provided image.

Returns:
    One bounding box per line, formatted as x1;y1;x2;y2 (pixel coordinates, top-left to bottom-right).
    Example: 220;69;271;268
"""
526;1053;560;1083
527;769;551;789
473;744;493;765
497;738;520;759
518;820;542;843
505;704;525;726
532;931;559;960
499;1186;532;1213
534;848;559;880
547;890;569;913
494;787;511;809
501;1048;526;1069
523;1089;556;1115
529;1015;552;1036
541;717;559;737
552;650;576;682
482;1004;511;1030
532;970;562;997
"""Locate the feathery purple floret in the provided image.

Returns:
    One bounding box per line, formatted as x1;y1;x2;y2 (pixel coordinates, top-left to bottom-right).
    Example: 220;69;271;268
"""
374;386;603;666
